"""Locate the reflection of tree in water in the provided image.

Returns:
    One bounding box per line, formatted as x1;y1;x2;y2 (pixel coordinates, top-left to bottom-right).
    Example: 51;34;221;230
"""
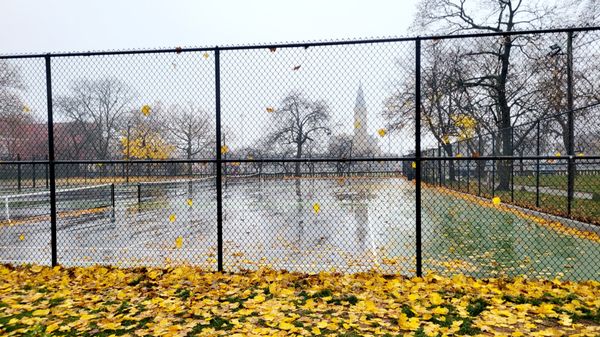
338;179;377;252
352;201;369;251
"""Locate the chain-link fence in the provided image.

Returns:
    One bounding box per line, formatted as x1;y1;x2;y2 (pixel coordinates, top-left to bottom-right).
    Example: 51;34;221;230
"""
1;27;599;280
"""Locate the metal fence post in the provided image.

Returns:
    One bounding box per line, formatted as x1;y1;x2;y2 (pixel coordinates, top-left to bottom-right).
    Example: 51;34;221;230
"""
437;144;442;187
510;127;514;203
566;31;575;216
215;47;224;272
415;38;423;278
492;133;496;197
45;155;49;189
536;121;541;208
478;135;482;196
45;55;58;267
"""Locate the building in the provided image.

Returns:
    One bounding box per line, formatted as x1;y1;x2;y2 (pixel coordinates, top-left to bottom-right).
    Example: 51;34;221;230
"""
352;84;381;156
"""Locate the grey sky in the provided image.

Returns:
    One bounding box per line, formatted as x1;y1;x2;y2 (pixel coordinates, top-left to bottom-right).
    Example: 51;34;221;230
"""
0;0;418;54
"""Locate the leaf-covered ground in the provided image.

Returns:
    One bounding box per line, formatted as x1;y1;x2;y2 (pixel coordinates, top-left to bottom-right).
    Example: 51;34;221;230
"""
1;265;599;336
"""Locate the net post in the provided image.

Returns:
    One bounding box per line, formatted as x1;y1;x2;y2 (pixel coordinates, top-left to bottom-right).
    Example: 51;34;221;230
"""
215;46;224;273
17;154;21;192
45;54;58;267
110;183;116;219
4;197;9;222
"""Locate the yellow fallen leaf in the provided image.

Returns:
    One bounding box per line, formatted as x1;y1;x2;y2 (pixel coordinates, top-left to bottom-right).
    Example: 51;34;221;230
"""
430;293;443;306
32;309;50;316
279;322;295;330
316;321;328;329
432;306;449;315
47;322;60;333
311;327;321;334
175;236;183;249
492;197;501;205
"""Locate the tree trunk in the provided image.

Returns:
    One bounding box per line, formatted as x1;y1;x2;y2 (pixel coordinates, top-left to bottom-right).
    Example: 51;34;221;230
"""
443;143;456;182
295;142;303;177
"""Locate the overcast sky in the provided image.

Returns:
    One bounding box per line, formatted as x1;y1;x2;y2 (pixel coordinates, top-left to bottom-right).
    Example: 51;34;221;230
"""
1;0;424;156
0;0;418;54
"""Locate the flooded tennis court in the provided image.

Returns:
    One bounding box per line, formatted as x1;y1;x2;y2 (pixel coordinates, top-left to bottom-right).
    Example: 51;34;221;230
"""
1;176;599;280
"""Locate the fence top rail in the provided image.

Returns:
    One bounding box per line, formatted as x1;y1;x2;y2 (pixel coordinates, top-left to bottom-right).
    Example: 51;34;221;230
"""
1;26;599;60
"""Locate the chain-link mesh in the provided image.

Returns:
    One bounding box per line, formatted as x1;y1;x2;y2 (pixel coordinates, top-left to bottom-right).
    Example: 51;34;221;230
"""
0;28;599;280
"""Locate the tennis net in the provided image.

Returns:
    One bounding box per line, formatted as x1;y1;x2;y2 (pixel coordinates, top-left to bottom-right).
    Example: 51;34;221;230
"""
2;184;114;222
137;176;215;202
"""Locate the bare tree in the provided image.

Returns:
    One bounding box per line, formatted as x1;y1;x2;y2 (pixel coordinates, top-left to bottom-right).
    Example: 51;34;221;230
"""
412;0;562;190
56;77;135;160
0;61;34;158
268;91;331;177
327;133;354;174
165;103;214;160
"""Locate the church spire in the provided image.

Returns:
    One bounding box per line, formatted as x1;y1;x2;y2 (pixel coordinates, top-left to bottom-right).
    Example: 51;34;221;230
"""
355;82;366;110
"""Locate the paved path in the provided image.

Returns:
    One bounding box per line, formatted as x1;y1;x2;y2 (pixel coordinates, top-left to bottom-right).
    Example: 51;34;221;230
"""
514;185;594;200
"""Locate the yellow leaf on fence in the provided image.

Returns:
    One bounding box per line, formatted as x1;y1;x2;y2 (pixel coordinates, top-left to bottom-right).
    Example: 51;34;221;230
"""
313;203;320;214
22;105;30;113
169;214;177;222
186;198;193;207
411;161;416;169
19;234;24;241
354;120;361;129
266;107;275;113
175;236;183;249
141;105;151;116
221;145;229;154
203;52;209;59
378;128;387;137
555;151;561;157
492;197;501;205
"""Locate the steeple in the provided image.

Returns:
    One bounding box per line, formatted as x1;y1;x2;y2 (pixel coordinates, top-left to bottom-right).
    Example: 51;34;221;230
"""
353;83;369;154
355;83;366;110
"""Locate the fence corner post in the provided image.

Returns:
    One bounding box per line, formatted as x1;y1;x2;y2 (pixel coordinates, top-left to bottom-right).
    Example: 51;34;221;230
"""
215;46;224;273
415;37;422;278
45;54;58;267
